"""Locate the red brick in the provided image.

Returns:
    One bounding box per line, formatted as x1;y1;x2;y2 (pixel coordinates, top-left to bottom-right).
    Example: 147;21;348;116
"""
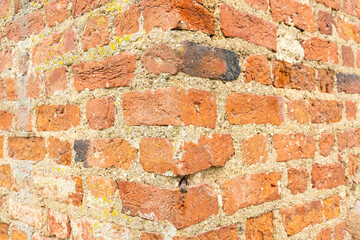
245;55;271;85
343;0;356;15
309;99;342;123
86;138;136;169
85;175;116;203
72;0;109;17
323;195;340;220
244;0;268;10
33;170;83;206
114;3;141;37
246;213;273;240
311;164;345;189
10;228;27;240
338;129;356;151
48;138;71;165
273;133;316;162
48;210;70;239
345;100;357;120
27;73;41;99
73;53;136;91
314;0;340;10
270;0;315;32
0;165;11;188
0;0;10;19
319;133;335;157
32;27;77;65
0;111;12;130
140;134;234;175
14;107;32;131
273;61;316;91
0;49;13;72
280;201;323;236
220;4;277;51
173;226;239;240
142;232;164;240
334;222;345;240
349;153;359;176
302;37;339;63
317;69;334;93
318;11;332;35
221;172;281;215
0;223;9;240
124;87;216;128
45;0;69;27
241;134;269;165
226;93;284;126
82;15;109;51
5;78;18;101
118;182;218;229
287;100;309;124
288;167;308;194
337;73;360;94
143;0;215;35
317;228;332;240
8;137;46;161
86;96;115;130
6;11;45;42
9;198;45;229
36;104;80;131
0;136;3;159
44;67;67;96
342;45;354;67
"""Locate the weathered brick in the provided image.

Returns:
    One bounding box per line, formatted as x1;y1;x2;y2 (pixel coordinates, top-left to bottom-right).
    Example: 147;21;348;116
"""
118;182;218;229
48;138;71;165
357;49;360;68
343;0;356;15
18;52;29;76
314;0;340;9
74;139;90;163
349;153;359;176
318;11;332;35
142;232;164;240
345;100;357;120
85;175;116;207
323;195;340;220
273;133;316;161
73;53;136;91
273;60;316;91
334;222;345;240
173;226;239;239
317;228;332;240
0;136;3;159
342;45;354;67
0;111;12;130
32;27;77;65
114;3;141;37
9;197;45;229
336;73;360;94
5;78;18;101
0;0;10;19
221;172;281;215
140;134;234;175
86;96;115;130
11;162;34;192
244;0;268;10
48;210;71;239
124;87;217;128
82;15;109;51
143;0;215;35
309;99;342;123
0;165;11;189
241;134;269;165
246;213;274;240
14;107;32;131
33;171;83;206
36;104;80;131
0;79;4;101
333;17;359;42
269;0;315;32
220;4;277;51
44;67;67;96
8;137;46;161
0;49;13;72
302;37;338;63
85;138;136;169
27;73;41;99
287;100;309;124
288;167;308;194
311;164;345;189
226;93;284;126
32;233;52;240
338;129;356;151
318;69;334;93
0;223;9;240
72;0;109;17
280;201;323;235
10;228;27;240
319;133;335;157
45;0;69;27
6;11;45;42
245;55;271;85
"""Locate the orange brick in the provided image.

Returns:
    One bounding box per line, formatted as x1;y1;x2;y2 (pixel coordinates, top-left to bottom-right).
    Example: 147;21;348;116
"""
244;0;268;10
44;67;67;96
319;133;335;157
348;154;359;176
142;232;164;240
241;134;269;165
345;100;357;121
114;3;141;37
288;167;308;194
334;222;345;240
72;0;109;17
302;37;339;63
287;100;309;124
0;49;13;72
48;138;71;165
10;228;27;240
36;104;80;131
45;0;69;27
8;137;46;161
246;212;274;240
48;210;71;239
5;78;18;101
85;176;116;201
0;223;9;240
317;69;334;93
309;99;342;123
86;97;115;130
173;226;239;239
343;0;356;15
82;15;109;51
0;136;3;159
342;45;355;67
0;165;11;188
245;55;271;85
0;111;12;130
323;195;340;220
317;228;332;240
314;0;340;9
311;164;345;189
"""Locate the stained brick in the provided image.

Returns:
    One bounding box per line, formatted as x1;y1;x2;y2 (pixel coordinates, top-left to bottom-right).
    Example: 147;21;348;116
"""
82;15;109;51
337;73;360;94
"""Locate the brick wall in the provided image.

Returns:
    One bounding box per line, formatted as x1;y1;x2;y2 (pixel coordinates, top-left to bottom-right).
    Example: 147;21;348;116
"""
0;0;359;239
